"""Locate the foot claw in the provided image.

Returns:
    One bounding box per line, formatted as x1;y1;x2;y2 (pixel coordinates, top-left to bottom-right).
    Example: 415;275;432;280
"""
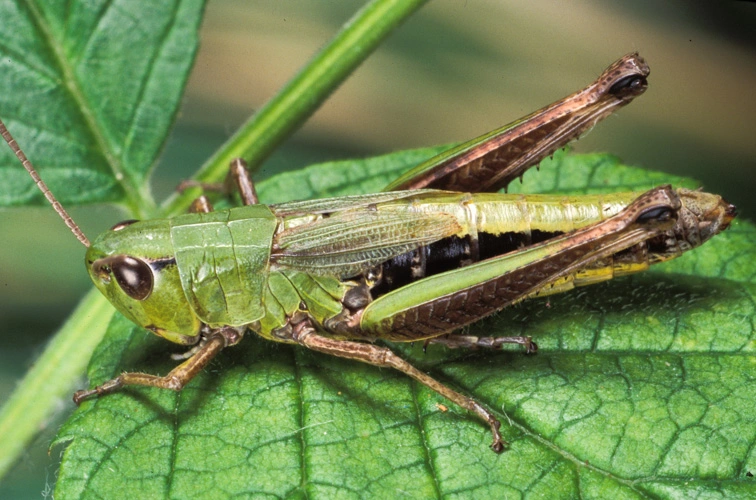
488;418;508;453
491;439;506;453
73;389;96;406
525;338;538;354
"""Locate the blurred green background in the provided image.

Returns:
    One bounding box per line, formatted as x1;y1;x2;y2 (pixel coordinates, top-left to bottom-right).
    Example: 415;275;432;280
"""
1;1;754;496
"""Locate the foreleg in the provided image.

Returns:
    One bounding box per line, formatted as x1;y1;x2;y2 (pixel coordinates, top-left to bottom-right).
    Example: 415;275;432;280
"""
73;327;243;404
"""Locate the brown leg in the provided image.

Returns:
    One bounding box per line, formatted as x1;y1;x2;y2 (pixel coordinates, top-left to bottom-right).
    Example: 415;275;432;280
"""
427;334;537;353
177;159;258;205
73;327;243;405
292;323;507;452
226;158;258;205
188;194;214;213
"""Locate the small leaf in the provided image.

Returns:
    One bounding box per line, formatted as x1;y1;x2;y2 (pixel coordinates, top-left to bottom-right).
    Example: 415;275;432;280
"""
0;0;205;485
54;151;756;498
0;0;205;212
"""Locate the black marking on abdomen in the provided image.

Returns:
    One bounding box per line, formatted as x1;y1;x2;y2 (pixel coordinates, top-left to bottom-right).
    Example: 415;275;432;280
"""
370;228;560;297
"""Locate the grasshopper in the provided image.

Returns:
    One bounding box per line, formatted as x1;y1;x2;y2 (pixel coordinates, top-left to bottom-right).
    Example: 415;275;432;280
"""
0;53;735;452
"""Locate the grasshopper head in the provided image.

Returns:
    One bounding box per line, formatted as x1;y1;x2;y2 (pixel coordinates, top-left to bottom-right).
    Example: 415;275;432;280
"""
648;188;736;263
676;188;736;248
86;219;202;345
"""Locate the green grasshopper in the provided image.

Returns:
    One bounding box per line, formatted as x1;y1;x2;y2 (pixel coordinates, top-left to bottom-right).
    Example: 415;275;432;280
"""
0;53;735;452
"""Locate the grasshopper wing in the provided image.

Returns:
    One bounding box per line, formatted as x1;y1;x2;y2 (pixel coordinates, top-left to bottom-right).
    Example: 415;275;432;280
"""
273;206;461;278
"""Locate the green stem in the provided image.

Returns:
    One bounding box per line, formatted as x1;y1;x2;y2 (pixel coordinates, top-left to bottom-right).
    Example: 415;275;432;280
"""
0;289;113;479
162;0;429;216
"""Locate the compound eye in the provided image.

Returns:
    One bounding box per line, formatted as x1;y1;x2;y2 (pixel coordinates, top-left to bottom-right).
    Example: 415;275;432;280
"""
636;206;674;224
111;256;154;300
608;74;647;97
110;220;139;232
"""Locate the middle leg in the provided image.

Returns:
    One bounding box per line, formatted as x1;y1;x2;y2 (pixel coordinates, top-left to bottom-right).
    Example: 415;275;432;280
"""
426;334;537;353
177;158;259;205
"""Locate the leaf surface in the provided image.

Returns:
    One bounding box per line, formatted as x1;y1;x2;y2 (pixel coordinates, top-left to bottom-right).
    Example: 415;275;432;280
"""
55;150;756;499
0;0;204;212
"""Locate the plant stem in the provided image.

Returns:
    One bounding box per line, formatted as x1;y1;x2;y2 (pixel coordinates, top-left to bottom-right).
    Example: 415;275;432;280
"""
0;289;113;479
162;0;429;216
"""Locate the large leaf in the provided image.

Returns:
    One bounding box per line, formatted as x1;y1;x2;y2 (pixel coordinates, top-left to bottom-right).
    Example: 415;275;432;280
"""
0;0;432;491
54;150;756;498
0;0;206;484
3;2;754;497
0;0;204;213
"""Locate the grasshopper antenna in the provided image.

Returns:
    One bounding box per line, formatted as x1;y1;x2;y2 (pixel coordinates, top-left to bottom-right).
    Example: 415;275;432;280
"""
0;118;90;247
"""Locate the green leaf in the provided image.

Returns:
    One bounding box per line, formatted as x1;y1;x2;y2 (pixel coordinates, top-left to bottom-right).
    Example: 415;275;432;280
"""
0;0;205;216
0;0;205;482
54;150;756;498
3;1;754;497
